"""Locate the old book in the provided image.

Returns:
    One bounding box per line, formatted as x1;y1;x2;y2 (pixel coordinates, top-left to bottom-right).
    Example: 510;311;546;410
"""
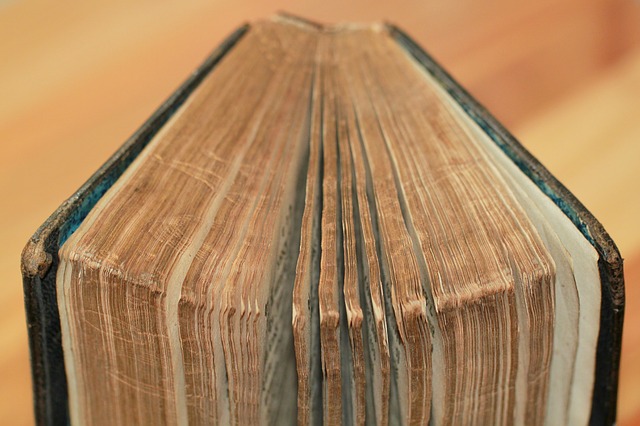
22;15;624;426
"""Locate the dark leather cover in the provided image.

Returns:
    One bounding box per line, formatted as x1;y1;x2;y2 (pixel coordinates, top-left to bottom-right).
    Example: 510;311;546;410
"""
21;20;623;426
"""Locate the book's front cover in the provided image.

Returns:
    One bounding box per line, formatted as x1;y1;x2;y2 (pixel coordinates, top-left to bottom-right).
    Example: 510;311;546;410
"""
21;19;623;425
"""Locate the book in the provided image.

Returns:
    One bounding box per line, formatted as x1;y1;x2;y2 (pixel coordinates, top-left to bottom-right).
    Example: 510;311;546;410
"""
21;14;624;426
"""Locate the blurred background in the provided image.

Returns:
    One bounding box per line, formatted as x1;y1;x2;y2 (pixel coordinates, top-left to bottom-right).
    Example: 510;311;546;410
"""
1;0;640;424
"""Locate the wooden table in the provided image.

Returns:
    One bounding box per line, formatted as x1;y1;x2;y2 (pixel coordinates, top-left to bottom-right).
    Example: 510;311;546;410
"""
2;1;639;424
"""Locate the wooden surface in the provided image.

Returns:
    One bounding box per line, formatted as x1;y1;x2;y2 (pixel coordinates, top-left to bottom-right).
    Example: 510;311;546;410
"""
1;1;639;424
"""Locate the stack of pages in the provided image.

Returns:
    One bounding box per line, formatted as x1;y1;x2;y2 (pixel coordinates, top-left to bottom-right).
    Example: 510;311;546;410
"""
21;15;622;426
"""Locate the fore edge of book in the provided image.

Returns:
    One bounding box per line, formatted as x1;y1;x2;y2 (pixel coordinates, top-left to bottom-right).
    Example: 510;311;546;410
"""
387;23;623;278
386;23;624;426
20;23;250;426
21;23;250;279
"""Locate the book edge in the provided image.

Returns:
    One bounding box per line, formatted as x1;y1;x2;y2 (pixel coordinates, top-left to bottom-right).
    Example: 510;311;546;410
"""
385;23;623;426
20;24;249;426
20;19;624;425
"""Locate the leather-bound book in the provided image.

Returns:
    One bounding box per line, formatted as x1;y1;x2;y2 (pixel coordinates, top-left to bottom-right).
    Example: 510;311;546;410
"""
21;14;623;426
